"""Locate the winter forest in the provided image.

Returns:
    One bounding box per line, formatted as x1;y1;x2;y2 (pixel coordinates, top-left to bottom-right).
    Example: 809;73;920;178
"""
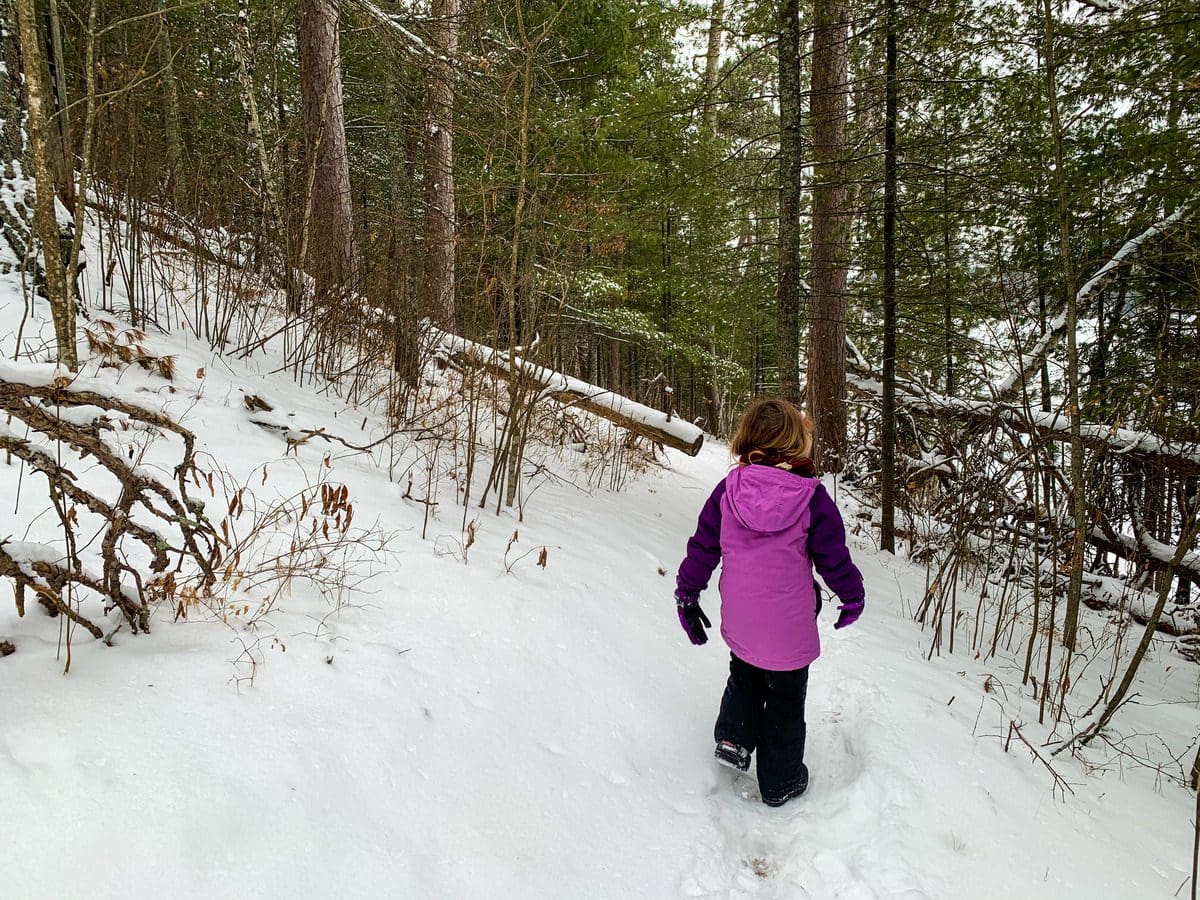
1;0;1198;895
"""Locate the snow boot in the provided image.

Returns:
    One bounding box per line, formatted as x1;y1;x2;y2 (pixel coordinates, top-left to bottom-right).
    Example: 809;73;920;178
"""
714;740;751;772
761;764;809;807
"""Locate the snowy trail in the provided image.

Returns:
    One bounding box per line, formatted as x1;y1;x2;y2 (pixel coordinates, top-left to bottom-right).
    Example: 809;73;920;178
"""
3;283;1198;896
4;433;1194;900
683;651;932;899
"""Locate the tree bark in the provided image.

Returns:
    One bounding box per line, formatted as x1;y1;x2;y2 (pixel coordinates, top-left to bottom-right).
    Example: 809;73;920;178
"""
234;0;288;284
880;0;897;552
702;0;726;434
0;3;20;162
776;0;802;404
1040;0;1085;651
846;369;1200;480
439;331;705;456
421;0;459;327
15;0;76;368
44;0;74;210
391;122;421;379
807;0;850;471
702;0;725;134
156;0;185;202
298;0;358;306
65;0;96;324
1;0;30;268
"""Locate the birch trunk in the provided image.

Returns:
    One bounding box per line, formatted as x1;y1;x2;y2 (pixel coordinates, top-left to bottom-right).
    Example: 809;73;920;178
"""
702;0;725;133
15;0;75;368
234;0;288;284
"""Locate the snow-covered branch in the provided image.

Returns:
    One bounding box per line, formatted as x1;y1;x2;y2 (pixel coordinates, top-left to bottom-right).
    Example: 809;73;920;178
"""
348;0;482;74
1088;527;1200;587
849;373;1200;478
990;207;1188;402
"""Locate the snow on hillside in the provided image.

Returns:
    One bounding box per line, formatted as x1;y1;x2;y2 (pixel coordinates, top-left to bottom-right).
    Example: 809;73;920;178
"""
2;229;1198;899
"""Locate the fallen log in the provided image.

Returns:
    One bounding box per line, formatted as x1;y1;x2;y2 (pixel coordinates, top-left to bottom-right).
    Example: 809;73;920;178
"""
1080;582;1199;637
1089;526;1200;586
85;197;288;289
436;330;705;457
970;514;1200;588
848;374;1200;479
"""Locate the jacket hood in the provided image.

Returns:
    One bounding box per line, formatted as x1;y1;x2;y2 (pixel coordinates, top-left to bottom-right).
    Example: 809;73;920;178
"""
724;465;818;534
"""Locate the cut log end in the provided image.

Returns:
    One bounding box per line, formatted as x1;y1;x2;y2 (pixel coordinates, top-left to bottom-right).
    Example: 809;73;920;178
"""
547;390;703;457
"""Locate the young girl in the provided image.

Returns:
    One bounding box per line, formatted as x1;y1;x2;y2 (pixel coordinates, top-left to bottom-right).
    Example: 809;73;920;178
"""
675;398;864;807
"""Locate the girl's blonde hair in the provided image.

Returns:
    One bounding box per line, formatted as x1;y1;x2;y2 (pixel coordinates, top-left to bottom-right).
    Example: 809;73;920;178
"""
730;398;813;464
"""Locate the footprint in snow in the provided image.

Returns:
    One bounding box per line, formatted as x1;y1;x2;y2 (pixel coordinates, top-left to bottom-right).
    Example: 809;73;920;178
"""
682;677;931;899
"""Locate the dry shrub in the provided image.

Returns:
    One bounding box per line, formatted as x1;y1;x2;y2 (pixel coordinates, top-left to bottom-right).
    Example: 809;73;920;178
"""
85;320;177;380
199;461;395;628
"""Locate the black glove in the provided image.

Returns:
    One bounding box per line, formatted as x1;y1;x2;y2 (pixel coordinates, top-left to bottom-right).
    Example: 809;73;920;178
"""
676;594;711;646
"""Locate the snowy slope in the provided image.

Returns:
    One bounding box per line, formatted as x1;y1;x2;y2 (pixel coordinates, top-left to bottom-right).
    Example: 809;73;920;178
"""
2;245;1198;899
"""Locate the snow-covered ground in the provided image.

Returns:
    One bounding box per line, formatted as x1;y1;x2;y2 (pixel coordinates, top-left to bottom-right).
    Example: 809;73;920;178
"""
3;229;1198;898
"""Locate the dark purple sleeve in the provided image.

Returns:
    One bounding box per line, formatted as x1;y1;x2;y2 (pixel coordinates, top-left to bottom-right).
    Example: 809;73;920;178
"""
808;483;864;602
675;480;727;601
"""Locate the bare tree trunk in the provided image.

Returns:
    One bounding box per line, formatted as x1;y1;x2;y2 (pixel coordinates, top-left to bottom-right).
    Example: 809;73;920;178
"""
392;125;420;380
0;3;19;160
1040;0;1086;651
0;0;35;276
776;0;802;404
156;0;184;201
45;0;74;210
880;0;897;552
702;0;725;133
607;337;621;394
421;0;459;327
943;171;955;395
502;20;536;509
234;0;290;292
66;0;97;320
807;0;851;471
702;0;726;434
298;0;358;306
15;0;75;368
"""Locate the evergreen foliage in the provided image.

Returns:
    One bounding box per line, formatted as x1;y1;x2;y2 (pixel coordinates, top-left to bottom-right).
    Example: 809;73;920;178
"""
4;0;1196;438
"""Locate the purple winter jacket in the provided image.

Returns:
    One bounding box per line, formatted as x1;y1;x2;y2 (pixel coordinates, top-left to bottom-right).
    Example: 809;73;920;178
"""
676;464;864;671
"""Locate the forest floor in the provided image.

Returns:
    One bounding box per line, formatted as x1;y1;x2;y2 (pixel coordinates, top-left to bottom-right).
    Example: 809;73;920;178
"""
3;242;1199;899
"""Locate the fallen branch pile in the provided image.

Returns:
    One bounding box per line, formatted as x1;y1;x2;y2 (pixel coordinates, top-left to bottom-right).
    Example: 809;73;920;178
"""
1;361;220;638
848;373;1200;480
847;369;1200;587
